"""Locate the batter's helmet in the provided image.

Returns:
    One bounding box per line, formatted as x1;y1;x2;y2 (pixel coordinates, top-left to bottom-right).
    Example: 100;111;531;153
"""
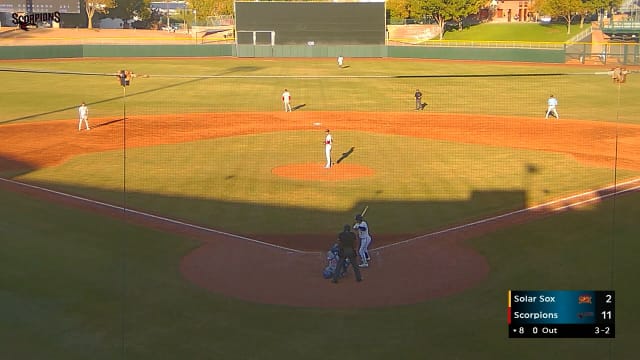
355;214;363;221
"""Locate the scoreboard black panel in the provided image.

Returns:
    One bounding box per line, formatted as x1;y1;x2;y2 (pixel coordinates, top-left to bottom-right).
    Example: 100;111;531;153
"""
234;2;385;45
0;0;80;14
508;290;615;338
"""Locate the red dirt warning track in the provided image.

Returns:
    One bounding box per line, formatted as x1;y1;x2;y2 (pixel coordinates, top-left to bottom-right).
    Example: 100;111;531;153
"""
2;111;640;308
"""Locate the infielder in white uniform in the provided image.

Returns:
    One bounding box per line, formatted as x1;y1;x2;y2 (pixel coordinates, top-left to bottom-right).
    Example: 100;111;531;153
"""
78;102;90;131
545;95;559;119
337;55;344;68
282;89;292;112
353;214;372;267
324;129;333;168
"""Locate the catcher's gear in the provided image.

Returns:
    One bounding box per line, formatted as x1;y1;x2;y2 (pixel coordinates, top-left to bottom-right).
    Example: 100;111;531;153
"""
330;243;340;255
322;268;333;279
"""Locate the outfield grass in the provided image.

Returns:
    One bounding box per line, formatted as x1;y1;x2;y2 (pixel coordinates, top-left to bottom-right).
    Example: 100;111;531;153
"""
1;59;638;124
2;57;638;359
15;131;638;236
443;23;588;42
1;183;636;359
2;58;637;246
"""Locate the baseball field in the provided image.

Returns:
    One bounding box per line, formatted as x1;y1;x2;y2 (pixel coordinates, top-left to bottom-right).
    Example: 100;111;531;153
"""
1;56;639;359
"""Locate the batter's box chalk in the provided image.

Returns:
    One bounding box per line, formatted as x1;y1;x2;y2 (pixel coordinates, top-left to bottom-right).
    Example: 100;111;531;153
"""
373;250;381;266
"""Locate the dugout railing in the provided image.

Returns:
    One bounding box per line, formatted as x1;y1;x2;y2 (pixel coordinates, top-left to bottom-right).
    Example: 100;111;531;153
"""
565;41;640;65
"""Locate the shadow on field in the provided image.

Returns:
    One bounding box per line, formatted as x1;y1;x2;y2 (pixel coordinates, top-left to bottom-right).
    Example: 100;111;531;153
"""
217;66;263;75
94;118;125;129
336;147;355;164
0;104;80;125
1;77;208;125
0;155;37;177
5;177;532;251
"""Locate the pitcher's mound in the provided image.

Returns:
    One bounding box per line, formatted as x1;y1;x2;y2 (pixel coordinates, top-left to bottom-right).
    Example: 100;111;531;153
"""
272;163;375;181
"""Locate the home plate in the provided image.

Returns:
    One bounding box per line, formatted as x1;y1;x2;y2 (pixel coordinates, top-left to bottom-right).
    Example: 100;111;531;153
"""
313;122;322;126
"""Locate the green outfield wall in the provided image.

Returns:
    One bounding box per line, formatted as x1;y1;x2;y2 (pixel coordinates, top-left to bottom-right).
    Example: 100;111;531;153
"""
0;45;234;59
387;46;566;63
82;45;233;57
235;45;387;58
0;44;569;63
0;45;84;59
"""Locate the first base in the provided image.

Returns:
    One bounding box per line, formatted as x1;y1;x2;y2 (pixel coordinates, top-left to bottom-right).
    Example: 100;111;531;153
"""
313;122;322;126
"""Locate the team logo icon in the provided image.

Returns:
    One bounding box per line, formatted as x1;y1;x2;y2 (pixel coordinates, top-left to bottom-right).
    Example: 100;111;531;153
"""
577;311;594;319
578;294;592;304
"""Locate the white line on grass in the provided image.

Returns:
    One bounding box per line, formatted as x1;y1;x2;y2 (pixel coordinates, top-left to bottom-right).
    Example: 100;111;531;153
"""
2;177;639;254
0;177;311;255
374;177;640;251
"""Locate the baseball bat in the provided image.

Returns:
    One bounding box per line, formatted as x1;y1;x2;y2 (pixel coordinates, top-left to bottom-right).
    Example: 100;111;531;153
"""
361;205;368;217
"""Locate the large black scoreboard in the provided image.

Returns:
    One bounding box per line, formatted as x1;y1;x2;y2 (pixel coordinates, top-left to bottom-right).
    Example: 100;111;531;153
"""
234;1;386;45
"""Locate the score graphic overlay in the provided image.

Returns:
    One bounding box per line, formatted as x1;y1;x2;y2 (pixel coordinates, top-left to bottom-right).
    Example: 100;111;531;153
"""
508;290;615;338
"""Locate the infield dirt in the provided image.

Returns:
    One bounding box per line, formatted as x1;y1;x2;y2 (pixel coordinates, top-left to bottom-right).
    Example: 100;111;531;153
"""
1;111;639;307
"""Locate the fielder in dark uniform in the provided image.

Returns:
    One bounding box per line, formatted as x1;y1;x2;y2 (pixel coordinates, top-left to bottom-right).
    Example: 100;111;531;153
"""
332;224;362;283
414;89;423;110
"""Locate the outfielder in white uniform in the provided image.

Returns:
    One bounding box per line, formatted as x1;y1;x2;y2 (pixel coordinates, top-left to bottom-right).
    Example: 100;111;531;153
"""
324;129;333;168
78;102;90;131
545;95;559;119
282;89;292;112
353;214;372;267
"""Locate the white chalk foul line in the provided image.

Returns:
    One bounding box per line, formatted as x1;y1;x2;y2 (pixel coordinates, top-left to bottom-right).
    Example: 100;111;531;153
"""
0;177;311;255
3;177;640;255
374;177;640;251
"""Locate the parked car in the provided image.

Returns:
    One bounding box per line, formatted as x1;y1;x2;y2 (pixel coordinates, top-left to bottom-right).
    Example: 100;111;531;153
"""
161;23;179;32
539;15;552;24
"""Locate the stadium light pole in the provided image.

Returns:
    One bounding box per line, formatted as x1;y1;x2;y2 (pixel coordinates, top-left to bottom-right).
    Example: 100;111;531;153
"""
123;85;126;123
119;80;127;360
122;84;127;160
